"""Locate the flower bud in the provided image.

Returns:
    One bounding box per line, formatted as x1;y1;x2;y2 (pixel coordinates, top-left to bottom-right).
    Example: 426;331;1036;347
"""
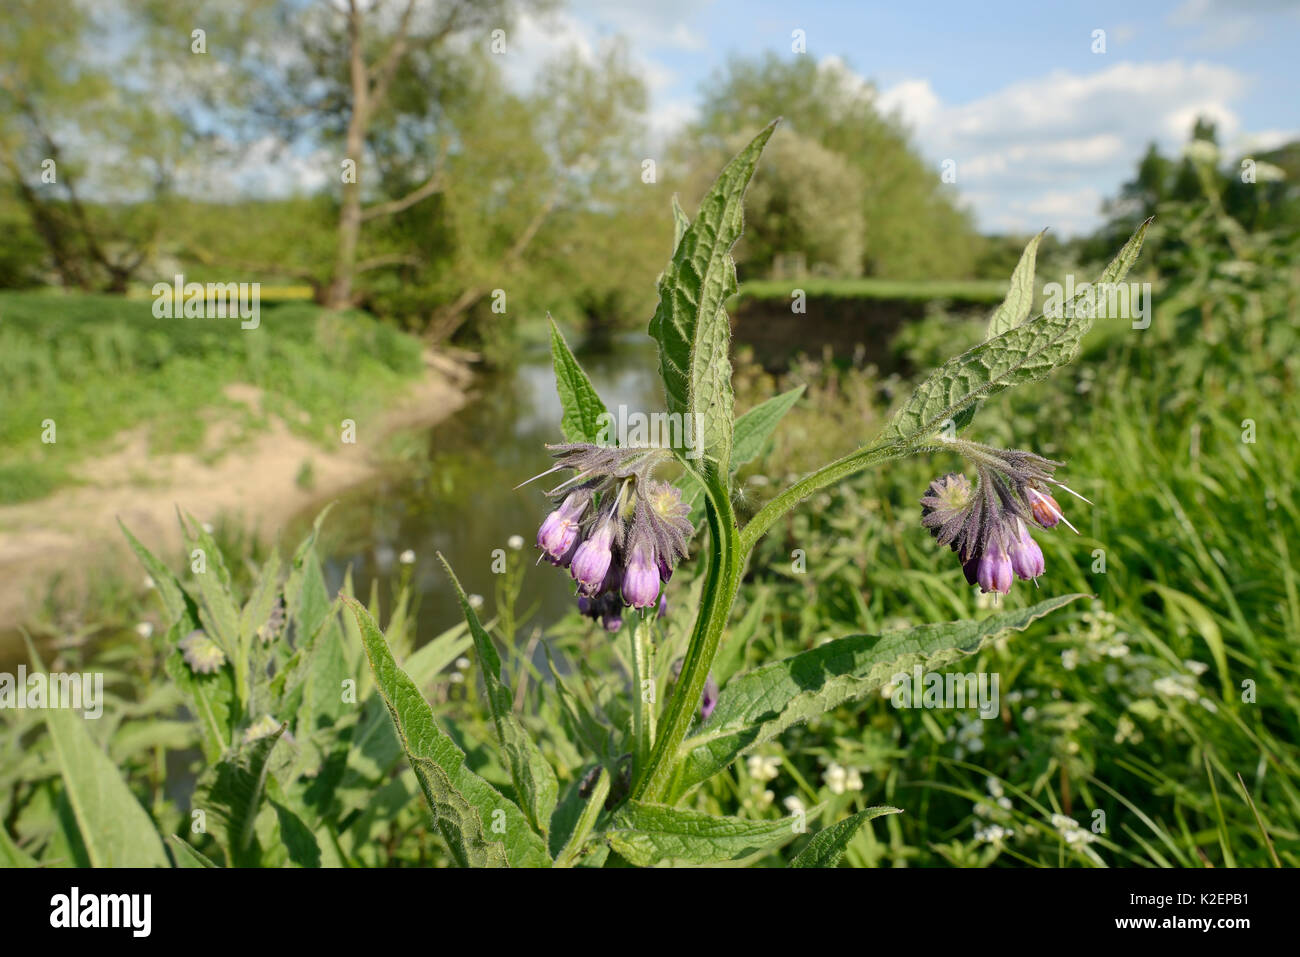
570;518;615;596
1008;521;1045;580
537;492;586;565
976;546;1013;594
1028;489;1064;529
622;542;660;609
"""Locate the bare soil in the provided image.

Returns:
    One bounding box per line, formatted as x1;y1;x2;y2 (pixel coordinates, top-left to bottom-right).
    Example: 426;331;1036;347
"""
0;351;472;629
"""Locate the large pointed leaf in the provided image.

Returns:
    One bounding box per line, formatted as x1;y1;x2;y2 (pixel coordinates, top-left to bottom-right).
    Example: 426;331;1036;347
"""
730;384;805;472
438;554;558;839
607;801;799;867
648;121;778;473
675;594;1087;793
986;229;1047;340
789;806;901;868
345;597;551;867
193;724;286;867
882;220;1150;446
30;640;168;867
549;318;609;443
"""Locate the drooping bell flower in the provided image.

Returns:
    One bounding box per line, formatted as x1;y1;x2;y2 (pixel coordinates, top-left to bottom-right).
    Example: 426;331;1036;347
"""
570;515;617;596
537;490;589;566
1007;518;1045;581
522;442;696;628
976;543;1013;594
919;444;1088;596
622;538;661;609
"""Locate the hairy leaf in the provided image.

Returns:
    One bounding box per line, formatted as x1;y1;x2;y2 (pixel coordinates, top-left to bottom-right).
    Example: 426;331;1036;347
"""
986;229;1047;339
607;801;799;867
882;220;1150;445
28;639;168;867
549;317;609;443
345;597;550;867
438;554;558;838
193;724;286;867
648;121;778;473
789;806;901;868
676;594;1087;793
731;384;805;472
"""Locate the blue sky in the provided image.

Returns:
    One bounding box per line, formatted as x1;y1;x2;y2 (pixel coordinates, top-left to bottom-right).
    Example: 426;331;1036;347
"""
510;0;1300;235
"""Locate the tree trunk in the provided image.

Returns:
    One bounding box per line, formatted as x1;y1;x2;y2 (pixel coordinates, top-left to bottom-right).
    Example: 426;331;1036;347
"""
327;3;369;310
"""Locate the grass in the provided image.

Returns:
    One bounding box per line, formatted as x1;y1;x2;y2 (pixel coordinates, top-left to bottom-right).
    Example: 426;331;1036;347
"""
703;260;1300;866
735;277;1008;304
0;291;426;503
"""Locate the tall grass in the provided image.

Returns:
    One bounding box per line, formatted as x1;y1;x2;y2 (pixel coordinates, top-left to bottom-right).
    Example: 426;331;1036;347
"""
0;292;424;503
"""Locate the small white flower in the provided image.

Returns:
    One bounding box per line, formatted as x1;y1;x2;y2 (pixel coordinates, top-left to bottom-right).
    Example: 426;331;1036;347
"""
507;535;525;551
468;593;484;609
134;622;154;638
824;762;847;794
201;522;214;534
1061;648;1079;671
142;575;156;590
1184;659;1209;676
783;795;805;815
845;768;863;792
455;657;471;671
449;672;465;684
399;549;416;565
975;824;1013;844
747;754;782;782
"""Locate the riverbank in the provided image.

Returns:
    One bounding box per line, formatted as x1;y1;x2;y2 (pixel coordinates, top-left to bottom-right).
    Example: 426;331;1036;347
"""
0;348;473;629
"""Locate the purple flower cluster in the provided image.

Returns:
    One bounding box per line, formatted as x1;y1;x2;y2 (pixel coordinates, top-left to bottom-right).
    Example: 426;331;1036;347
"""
529;443;694;632
920;446;1087;596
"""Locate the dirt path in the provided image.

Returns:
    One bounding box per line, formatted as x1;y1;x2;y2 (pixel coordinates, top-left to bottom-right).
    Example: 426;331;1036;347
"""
0;351;473;629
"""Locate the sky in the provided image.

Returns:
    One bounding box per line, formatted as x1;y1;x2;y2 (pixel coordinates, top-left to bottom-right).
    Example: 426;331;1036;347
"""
503;0;1300;236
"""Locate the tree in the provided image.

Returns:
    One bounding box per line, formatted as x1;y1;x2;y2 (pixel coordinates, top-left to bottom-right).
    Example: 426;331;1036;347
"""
683;53;979;279
0;0;188;291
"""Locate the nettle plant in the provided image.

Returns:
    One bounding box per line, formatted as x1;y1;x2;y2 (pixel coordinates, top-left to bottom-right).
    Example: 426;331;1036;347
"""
336;120;1152;867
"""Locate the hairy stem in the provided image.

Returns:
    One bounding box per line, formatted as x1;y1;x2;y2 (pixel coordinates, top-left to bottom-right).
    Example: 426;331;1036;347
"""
633;463;740;802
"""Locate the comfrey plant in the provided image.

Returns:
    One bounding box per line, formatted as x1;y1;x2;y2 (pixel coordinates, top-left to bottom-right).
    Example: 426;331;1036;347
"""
349;120;1151;867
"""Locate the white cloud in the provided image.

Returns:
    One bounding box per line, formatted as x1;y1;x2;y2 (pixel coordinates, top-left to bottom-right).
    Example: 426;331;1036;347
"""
877;60;1256;235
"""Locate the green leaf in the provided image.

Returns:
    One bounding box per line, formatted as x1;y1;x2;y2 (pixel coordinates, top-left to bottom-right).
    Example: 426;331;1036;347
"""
169;834;220;868
344;596;551;867
670;195;690;252
0;825;38;868
675;594;1088;794
986;229;1047;340
730;384;805;473
607;801;800;867
553;767;610;867
28;638;169;867
181;512;241;658
119;520;192;625
437;554;559;839
882;220;1150;446
193;724;286;867
648;120;778;474
163;627;234;762
789;806;901;868
549;317;609;443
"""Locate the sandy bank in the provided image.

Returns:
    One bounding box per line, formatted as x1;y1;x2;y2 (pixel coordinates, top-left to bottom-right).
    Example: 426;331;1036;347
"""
0;350;473;629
